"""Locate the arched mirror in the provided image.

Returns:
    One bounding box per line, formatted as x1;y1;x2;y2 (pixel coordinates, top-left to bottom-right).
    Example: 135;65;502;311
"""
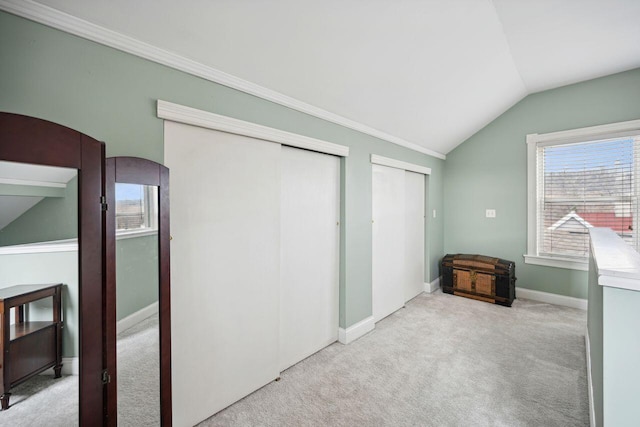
0;112;105;425
105;157;172;426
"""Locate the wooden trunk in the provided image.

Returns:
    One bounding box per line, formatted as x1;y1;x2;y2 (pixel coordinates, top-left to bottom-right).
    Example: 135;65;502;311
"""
440;254;516;307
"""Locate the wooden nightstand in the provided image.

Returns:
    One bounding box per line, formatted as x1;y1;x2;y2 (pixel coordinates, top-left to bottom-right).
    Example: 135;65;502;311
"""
0;283;63;410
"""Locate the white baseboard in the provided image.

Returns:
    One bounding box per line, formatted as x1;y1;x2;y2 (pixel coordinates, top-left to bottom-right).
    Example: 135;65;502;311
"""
117;301;159;335
40;357;78;376
516;287;587;310
338;316;375;345
424;276;441;293
585;328;596;427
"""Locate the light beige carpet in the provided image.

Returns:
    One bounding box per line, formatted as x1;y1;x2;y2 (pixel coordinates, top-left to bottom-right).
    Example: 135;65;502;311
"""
0;291;588;426
117;313;160;427
0;374;78;426
200;290;589;427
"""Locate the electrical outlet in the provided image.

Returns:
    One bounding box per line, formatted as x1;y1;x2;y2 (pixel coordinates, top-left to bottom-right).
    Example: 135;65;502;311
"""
486;209;496;218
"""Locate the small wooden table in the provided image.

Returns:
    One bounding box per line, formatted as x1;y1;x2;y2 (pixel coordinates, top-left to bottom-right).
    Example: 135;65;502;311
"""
0;284;63;410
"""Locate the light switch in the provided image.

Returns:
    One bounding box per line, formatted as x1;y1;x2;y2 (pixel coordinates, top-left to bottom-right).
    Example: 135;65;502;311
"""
486;209;496;218
433;209;437;218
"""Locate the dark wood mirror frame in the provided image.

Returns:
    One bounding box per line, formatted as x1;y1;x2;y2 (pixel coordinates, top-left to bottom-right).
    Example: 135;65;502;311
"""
0;112;105;425
105;156;172;426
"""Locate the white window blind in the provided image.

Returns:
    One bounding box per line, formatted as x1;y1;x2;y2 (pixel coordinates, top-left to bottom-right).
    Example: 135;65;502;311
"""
537;135;640;259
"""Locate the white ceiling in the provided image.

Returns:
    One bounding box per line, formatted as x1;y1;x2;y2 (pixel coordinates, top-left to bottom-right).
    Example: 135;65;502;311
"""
0;161;76;231
24;0;640;155
0;160;76;185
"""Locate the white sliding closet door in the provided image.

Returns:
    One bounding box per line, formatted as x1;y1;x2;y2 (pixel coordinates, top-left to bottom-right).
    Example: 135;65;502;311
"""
372;164;406;322
404;171;425;302
279;146;340;372
165;122;281;427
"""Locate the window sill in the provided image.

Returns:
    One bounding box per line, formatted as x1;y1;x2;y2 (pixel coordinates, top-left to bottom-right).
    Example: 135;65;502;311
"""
116;229;158;240
523;254;588;271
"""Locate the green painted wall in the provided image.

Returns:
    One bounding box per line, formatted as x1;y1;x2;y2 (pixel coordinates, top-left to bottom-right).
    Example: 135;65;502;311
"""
0;11;444;328
0;176;78;246
444;68;640;299
602;286;640;426
116;234;159;321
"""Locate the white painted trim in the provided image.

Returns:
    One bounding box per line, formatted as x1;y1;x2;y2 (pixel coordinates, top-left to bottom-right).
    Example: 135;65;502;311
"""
590;228;640;292
585;329;596;427
158;100;349;157
0;230;155;255
516;287;588;310
117;301;159;335
0;0;446;160
423;277;440;293
40;357;78;376
116;228;158;240
598;275;640;292
526;134;538;260
527;118;640;147
0;239;77;255
0;177;66;188
523;254;589;271
370;154;432;175
338;316;375;345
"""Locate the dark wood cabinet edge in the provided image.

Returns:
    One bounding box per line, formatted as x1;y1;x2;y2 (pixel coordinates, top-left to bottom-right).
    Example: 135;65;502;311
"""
104;158;117;426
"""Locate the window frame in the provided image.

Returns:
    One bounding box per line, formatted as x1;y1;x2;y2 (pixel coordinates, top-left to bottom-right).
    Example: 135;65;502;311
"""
114;184;158;236
525;118;640;271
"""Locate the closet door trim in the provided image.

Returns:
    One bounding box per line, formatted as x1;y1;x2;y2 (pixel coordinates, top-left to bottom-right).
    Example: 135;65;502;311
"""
157;100;349;157
371;154;431;175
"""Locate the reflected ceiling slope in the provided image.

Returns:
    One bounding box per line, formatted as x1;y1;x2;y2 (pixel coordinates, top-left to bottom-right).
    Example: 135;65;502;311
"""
0;161;76;231
23;0;640;155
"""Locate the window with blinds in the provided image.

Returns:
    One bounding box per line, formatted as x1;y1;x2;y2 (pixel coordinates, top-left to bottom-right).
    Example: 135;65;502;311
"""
115;183;158;233
537;135;639;259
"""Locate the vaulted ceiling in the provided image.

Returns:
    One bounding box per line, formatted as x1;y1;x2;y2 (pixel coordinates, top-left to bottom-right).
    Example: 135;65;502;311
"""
17;0;640;156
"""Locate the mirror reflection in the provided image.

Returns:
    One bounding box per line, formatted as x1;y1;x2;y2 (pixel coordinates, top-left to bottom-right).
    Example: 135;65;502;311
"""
0;160;79;425
115;183;160;426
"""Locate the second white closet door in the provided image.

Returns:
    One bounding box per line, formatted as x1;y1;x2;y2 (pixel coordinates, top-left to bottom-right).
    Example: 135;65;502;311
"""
280;146;340;372
404;171;425;302
372;164;406;322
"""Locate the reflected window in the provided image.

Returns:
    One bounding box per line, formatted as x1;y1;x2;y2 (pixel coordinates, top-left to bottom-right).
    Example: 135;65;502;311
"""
115;184;158;233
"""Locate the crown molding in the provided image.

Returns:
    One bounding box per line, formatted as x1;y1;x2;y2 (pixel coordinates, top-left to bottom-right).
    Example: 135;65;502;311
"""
158;100;350;157
0;0;446;160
